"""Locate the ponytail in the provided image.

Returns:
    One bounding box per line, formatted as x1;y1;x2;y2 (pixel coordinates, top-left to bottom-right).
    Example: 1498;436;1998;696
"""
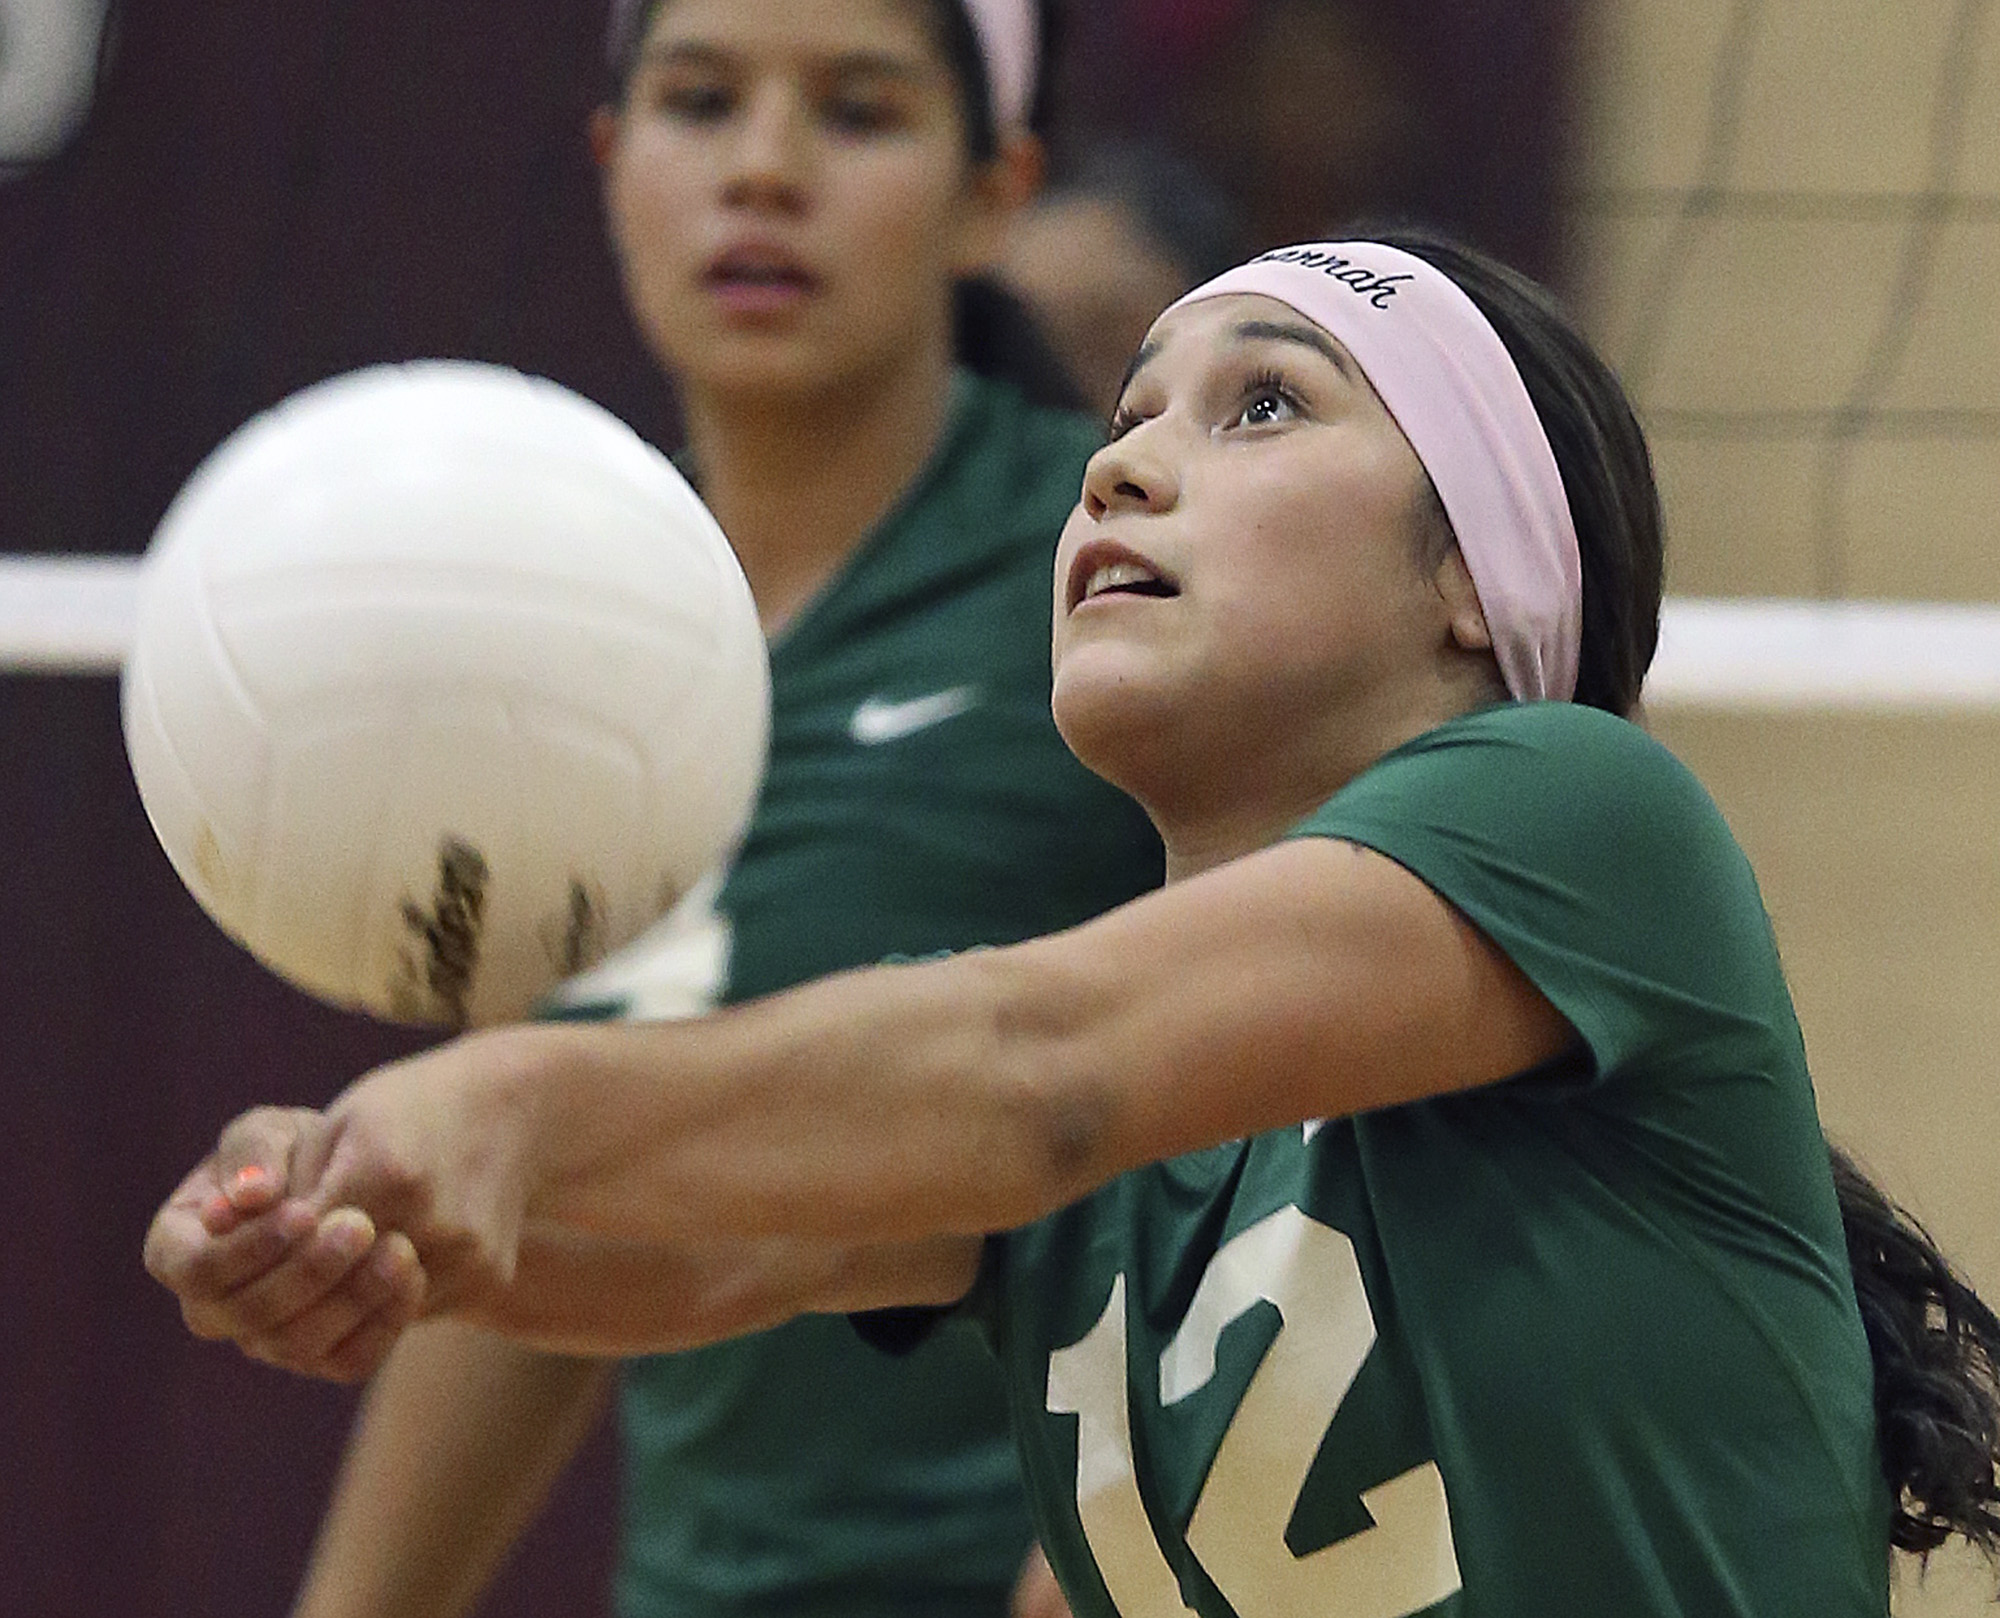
1831;1141;2000;1556
954;274;1088;413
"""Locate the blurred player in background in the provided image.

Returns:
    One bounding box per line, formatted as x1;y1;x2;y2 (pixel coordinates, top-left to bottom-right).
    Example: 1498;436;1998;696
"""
257;2;1159;1616
155;229;2000;1615
997;140;1242;419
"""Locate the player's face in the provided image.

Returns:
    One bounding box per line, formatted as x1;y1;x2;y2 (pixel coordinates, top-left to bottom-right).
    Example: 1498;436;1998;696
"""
1051;294;1452;813
600;0;1002;399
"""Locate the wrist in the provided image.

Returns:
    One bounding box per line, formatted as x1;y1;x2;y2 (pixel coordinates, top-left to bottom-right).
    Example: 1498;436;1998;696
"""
473;1022;585;1223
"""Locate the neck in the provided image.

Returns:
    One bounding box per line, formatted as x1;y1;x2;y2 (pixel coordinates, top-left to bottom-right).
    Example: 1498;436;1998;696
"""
679;345;959;634
1150;747;1376;886
1144;667;1506;884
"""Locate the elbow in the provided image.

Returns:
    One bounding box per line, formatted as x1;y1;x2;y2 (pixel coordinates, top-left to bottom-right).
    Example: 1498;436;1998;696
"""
990;1072;1114;1226
984;959;1121;1225
1032;1074;1117;1213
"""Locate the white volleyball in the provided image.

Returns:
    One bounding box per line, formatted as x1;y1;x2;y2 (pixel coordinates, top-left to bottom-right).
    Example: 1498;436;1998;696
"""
121;361;768;1028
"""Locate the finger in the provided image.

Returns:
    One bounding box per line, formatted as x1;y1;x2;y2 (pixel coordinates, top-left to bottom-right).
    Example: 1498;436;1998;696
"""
243;1226;426;1375
260;1234;429;1385
180;1207;376;1342
324;1236;428;1383
293;1110;404;1224
290;1108;346;1211
149;1195;318;1305
146;1161;229;1280
223;1165;280;1215
295;1100;424;1229
149;1152;255;1240
143;1156;236;1247
374;1231;428;1315
316;1304;419;1385
199;1192;241;1236
213;1107;315;1209
145;1199;207;1288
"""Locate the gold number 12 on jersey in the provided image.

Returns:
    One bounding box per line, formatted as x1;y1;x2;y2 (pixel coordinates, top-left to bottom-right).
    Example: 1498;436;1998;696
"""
1045;1205;1463;1618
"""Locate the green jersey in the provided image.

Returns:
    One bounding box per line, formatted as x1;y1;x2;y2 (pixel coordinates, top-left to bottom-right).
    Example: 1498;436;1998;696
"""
986;703;1888;1618
603;373;1163;1618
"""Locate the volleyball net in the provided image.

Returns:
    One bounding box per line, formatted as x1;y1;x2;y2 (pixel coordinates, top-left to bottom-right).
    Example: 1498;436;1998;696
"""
5;555;1999;712
1560;0;2000;716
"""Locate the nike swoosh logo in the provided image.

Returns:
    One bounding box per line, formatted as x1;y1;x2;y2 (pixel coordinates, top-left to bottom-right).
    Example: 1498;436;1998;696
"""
849;686;978;745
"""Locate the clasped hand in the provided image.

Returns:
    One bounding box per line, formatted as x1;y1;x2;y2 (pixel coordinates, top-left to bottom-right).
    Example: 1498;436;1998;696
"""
142;1036;537;1383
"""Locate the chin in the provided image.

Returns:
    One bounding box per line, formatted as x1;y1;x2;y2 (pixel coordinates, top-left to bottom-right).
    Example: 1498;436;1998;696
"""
683;338;835;398
643;309;841;391
1050;659;1177;800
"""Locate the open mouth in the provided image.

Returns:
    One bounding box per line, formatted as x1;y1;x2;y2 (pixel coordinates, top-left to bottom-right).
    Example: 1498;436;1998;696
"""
1067;545;1180;612
704;245;820;297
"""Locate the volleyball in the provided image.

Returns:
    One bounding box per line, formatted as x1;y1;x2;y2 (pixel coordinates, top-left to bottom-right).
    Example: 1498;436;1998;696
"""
120;361;769;1028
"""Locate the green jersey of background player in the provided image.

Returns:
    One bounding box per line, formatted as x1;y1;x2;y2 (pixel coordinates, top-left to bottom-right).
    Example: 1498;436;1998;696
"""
578;371;1160;1617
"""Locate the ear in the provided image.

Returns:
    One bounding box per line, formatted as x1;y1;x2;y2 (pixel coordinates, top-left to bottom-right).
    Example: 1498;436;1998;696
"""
589;106;629;261
1432;547;1493;653
588;105;621;171
950;131;1047;277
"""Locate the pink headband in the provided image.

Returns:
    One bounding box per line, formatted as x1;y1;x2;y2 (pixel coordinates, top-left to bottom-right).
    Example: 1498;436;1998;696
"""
607;1;1038;132
1165;242;1582;703
961;0;1040;130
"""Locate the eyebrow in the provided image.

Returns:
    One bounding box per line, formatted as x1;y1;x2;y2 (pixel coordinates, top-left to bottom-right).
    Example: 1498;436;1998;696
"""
1113;339;1162;408
1115;315;1360;407
637;41;927;85
1229;319;1362;382
638;40;724;70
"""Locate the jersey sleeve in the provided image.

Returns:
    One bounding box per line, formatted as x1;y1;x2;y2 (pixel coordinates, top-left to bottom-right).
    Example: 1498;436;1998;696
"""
849;1234;1007;1357
1287;703;1795;1089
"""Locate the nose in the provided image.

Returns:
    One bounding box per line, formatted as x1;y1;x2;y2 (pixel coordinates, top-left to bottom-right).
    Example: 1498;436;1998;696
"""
1080;430;1179;521
721;83;810;212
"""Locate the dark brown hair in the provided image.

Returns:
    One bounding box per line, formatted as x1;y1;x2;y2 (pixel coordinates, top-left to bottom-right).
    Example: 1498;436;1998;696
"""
1832;1144;2000;1556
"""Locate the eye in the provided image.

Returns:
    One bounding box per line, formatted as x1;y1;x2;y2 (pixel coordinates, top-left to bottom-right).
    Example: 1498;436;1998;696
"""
1228;374;1304;431
1108;396;1168;442
822;92;905;135
650;78;735;123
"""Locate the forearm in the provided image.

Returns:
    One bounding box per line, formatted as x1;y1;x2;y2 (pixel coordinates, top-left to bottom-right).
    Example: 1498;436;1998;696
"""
462;1220;981;1357
513;947;1114;1248
291;1323;610;1618
307;841;1565;1283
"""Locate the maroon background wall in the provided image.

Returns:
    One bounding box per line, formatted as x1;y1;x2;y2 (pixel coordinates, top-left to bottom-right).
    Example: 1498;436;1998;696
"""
0;2;1577;1614
2;8;658;1615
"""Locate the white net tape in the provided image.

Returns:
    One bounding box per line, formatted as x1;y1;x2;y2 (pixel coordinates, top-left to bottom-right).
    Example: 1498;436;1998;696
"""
1650;599;2000;712
4;556;2000;710
0;556;142;674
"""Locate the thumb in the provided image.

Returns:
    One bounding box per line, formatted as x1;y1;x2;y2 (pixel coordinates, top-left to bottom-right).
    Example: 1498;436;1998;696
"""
211;1105;316;1212
288;1105;365;1218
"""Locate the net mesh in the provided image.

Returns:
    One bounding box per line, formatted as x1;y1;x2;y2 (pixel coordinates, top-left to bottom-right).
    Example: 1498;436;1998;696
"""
1568;0;2000;605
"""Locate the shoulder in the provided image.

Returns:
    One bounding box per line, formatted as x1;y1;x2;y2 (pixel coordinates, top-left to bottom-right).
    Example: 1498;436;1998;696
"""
873;376;1098;616
1360;700;1684;784
1293;703;1789;1079
794;377;1096;644
1300;702;1733;868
